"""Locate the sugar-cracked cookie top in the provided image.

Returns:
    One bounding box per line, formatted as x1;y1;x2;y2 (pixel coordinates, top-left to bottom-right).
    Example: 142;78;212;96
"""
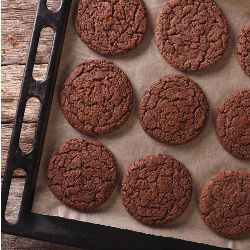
122;154;192;226
236;21;250;76
60;60;133;135
216;90;250;160
139;75;209;144
199;170;250;238
155;0;229;72
48;137;117;211
75;0;148;55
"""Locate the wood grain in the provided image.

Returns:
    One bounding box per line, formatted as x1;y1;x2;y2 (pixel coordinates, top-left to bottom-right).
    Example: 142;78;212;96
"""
4;178;26;223
2;178;79;249
1;1;81;248
2;64;46;123
2;178;81;249
2;234;80;250
1;0;58;65
2;123;37;177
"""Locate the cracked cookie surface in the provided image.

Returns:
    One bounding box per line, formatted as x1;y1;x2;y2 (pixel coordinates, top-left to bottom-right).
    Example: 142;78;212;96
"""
121;154;192;226
60;60;133;135
155;0;229;72
236;21;250;76
48;137;117;211
75;0;148;55
216;91;250;160
139;75;209;145
199;170;250;238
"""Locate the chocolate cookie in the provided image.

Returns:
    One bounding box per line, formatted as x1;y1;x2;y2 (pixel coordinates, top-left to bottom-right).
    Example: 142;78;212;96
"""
199;170;250;238
155;0;229;72
139;75;209;144
121;154;192;226
216;91;250;160
60;60;133;135
75;0;148;55
48;137;117;211
236;21;250;76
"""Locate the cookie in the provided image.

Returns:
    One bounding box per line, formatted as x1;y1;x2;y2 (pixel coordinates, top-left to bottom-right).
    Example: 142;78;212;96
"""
139;75;209;145
216;91;250;160
60;60;133;135
155;0;229;72
121;154;192;226
236;21;250;76
75;0;148;55
47;137;117;211
199;170;250;238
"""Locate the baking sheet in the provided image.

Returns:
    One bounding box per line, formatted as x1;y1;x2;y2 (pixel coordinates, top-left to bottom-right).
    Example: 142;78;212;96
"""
32;0;250;249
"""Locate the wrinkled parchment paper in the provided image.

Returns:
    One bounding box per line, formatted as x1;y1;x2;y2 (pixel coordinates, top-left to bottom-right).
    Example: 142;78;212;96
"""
33;0;250;249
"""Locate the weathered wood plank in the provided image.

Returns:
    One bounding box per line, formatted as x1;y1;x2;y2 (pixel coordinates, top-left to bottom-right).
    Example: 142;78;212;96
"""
2;177;81;250
2;123;36;177
2;64;47;123
1;1;81;249
1;0;60;65
2;234;81;250
4;178;26;224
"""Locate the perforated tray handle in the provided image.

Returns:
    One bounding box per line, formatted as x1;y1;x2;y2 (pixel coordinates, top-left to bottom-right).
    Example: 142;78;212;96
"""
1;0;72;225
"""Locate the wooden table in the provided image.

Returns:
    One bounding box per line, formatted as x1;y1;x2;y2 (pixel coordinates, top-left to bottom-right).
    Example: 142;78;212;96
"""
2;1;79;249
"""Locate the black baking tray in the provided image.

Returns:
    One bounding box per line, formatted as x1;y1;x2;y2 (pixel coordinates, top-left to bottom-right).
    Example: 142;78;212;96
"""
1;1;228;249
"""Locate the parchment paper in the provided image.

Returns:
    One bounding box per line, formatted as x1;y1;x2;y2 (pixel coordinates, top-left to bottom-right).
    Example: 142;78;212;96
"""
32;0;250;249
